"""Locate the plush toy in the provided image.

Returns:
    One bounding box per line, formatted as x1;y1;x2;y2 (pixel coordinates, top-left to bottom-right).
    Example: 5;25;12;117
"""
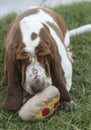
19;86;60;121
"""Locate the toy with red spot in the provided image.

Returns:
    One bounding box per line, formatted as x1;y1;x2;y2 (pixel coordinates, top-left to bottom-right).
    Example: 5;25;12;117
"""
42;108;50;116
19;85;60;121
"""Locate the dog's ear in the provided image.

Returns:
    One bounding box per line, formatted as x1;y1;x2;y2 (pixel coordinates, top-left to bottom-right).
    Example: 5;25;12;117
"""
15;43;31;89
3;45;23;111
50;53;72;102
49;38;72;102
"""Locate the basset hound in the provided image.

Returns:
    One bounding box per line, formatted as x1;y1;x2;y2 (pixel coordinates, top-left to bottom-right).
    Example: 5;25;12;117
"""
3;6;75;111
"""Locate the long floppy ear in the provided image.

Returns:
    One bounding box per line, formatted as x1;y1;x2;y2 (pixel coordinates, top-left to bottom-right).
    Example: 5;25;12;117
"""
50;55;72;102
50;41;72;102
15;43;30;89
3;45;23;111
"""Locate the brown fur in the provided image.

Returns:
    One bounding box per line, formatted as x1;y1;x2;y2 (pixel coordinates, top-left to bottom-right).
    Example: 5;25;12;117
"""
4;44;23;111
41;7;67;38
31;32;38;40
47;21;64;43
36;27;71;101
4;27;30;111
3;7;72;111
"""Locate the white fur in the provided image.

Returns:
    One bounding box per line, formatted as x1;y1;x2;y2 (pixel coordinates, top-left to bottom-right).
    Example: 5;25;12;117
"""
47;25;72;91
20;17;41;55
20;9;58;93
69;24;91;37
20;9;57;55
20;9;72;91
25;57;52;94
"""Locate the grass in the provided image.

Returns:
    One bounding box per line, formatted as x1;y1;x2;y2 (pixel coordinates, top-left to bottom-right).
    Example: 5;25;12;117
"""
0;2;91;130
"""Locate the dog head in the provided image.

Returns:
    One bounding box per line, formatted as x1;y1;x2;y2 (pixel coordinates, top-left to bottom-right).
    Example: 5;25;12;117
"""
14;23;53;95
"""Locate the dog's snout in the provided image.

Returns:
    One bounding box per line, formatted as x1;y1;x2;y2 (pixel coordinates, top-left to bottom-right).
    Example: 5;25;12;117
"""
31;79;45;93
26;61;52;94
31;86;44;93
31;67;41;81
32;67;38;75
34;75;40;82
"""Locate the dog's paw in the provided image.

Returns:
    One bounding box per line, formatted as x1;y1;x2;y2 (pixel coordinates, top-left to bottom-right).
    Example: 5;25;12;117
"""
60;100;76;112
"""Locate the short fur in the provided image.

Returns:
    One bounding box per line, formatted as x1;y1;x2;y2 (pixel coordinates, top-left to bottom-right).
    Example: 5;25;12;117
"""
3;6;72;111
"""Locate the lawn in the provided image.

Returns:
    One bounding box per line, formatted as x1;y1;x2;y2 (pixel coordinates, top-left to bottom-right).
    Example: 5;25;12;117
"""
0;2;91;130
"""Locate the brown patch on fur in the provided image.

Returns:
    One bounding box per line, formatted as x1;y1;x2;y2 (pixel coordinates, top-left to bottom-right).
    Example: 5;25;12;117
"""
35;27;53;77
40;7;67;38
5;8;39;50
42;23;50;34
47;21;64;43
3;44;23;111
36;28;52;56
36;43;52;77
18;8;39;20
39;28;51;44
31;32;37;40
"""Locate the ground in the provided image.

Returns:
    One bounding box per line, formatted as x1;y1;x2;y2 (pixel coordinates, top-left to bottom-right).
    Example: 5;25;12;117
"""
0;2;91;130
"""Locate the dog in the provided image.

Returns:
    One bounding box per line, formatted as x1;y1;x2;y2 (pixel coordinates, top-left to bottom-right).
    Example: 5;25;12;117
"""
4;6;91;112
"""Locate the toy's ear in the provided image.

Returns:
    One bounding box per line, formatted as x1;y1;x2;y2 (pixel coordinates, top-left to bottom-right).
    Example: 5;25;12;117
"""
3;47;23;111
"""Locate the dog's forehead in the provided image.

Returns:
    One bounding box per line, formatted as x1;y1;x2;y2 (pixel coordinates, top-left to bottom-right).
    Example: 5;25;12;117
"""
19;9;57;55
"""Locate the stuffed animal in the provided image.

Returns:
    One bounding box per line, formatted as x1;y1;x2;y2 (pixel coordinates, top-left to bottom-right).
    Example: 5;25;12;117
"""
19;86;60;121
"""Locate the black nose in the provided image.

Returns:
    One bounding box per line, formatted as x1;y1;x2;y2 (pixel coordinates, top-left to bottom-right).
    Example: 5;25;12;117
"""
31;86;44;93
31;79;45;93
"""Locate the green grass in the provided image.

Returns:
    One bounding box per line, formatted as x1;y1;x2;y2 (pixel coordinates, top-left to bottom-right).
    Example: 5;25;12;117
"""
0;2;91;130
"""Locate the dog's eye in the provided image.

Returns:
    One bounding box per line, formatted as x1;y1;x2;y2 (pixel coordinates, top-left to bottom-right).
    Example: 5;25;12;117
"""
22;59;30;64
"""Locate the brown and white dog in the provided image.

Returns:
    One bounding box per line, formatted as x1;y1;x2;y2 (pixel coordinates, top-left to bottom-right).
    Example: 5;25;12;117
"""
3;6;76;111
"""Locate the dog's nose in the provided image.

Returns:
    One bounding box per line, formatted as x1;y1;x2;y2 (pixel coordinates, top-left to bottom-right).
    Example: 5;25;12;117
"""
31;80;45;93
31;86;44;93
